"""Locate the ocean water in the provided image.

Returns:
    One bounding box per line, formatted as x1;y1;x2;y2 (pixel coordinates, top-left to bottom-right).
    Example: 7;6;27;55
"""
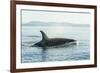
21;24;90;63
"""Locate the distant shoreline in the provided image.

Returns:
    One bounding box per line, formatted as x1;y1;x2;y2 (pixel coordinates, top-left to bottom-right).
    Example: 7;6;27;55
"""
22;21;90;27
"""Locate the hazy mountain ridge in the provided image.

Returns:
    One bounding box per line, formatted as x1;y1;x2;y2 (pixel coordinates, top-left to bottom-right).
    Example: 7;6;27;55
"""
22;21;90;27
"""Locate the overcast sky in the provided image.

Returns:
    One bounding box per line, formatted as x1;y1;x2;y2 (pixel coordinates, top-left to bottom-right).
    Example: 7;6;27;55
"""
21;10;91;25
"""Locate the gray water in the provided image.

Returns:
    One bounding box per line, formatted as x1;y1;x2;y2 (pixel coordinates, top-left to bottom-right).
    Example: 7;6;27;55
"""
21;24;90;63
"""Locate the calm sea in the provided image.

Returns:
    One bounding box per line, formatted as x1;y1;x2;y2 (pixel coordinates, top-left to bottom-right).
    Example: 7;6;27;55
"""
21;24;90;63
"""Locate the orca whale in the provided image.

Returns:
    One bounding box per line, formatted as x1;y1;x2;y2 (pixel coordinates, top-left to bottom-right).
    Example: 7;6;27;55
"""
33;30;76;47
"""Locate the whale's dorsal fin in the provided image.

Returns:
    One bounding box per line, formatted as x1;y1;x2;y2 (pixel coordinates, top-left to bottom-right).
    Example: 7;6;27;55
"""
40;30;48;40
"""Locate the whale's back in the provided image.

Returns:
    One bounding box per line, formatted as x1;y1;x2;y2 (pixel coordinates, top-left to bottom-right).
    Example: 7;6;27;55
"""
33;31;76;47
43;38;76;47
